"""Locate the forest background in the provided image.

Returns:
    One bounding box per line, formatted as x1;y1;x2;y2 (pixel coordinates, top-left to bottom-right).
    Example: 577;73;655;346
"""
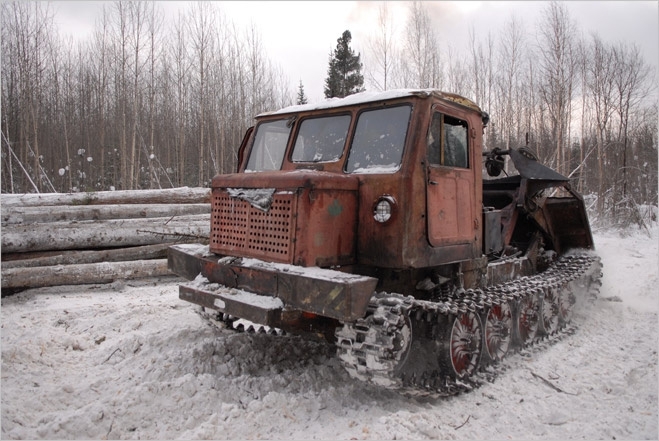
1;1;657;230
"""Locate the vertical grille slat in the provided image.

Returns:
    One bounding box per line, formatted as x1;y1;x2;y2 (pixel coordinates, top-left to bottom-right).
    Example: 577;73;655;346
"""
210;189;295;262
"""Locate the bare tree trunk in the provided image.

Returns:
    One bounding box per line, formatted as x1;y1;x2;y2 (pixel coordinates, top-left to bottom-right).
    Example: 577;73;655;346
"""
1;187;209;207
588;35;615;216
2;203;210;224
497;16;525;151
537;2;578;174
113;1;129;190
612;43;652;203
365;2;396;91
403;1;439;88
2;243;176;268
189;2;217;187
577;40;588;193
129;2;146;189
1;215;209;253
1;259;170;289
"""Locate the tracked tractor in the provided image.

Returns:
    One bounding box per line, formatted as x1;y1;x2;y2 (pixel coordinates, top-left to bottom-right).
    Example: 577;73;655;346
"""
168;89;602;393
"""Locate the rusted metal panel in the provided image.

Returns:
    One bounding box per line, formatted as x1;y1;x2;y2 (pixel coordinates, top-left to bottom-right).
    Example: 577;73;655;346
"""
353;174;408;267
427;168;475;247
542;197;595;251
211;170;359;191
292;187;358;267
167;244;203;280
209;188;297;264
277;270;373;321
483;209;503;254
201;258;278;295
179;284;217;310
179;280;341;337
508;148;569;182
209;170;359;268
486;257;534;286
435;91;483;114
179;283;283;326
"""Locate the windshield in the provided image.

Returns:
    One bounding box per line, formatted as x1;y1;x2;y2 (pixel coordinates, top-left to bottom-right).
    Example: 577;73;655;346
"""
245;119;291;172
291;114;350;163
346;105;412;173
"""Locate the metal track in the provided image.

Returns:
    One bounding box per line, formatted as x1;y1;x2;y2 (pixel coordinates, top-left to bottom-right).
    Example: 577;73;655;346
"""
196;309;285;336
335;252;603;396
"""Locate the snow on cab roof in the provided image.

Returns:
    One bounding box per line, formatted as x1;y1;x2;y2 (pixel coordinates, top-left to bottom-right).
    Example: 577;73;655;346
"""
259;88;481;117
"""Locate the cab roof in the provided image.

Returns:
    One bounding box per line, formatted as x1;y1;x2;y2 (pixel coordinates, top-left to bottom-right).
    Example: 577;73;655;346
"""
258;89;482;117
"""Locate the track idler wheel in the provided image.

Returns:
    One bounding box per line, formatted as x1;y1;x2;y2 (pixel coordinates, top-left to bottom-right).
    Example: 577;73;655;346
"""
440;311;483;379
482;301;513;363
514;289;540;347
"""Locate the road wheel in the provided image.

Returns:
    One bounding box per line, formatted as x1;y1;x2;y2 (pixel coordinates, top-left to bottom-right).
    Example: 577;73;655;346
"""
515;290;539;346
441;311;483;379
483;301;513;362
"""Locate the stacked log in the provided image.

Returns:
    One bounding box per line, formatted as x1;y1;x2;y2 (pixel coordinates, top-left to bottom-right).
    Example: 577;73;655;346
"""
1;187;211;290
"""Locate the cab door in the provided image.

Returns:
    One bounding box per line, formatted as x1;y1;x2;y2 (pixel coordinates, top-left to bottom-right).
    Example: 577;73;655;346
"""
426;107;475;248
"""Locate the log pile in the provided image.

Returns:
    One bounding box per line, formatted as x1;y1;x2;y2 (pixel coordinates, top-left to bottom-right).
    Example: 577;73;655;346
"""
1;187;211;291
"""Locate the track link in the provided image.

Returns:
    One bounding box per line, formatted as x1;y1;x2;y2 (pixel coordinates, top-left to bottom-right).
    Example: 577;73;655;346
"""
335;252;603;396
197;309;285;336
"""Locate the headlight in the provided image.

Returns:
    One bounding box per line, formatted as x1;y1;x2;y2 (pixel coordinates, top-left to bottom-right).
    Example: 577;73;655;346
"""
373;196;396;223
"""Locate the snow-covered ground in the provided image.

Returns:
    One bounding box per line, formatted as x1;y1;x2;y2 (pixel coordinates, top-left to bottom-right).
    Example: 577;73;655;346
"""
1;224;657;440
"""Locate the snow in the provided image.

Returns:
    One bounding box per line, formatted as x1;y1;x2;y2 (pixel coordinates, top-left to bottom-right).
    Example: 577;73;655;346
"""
226;188;276;212
188;274;284;311
239;256;374;284
2;225;658;440
265;89;441;116
351;164;401;174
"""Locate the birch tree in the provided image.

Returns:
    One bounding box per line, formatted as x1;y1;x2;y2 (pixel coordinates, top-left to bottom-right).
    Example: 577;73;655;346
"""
611;42;653;203
400;1;441;89
587;35;616;215
496;16;526;151
1;1;58;192
536;1;578;174
364;2;396;91
188;1;217;186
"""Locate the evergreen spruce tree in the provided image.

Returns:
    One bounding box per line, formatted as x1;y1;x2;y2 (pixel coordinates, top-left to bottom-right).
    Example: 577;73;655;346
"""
324;30;365;98
296;80;308;105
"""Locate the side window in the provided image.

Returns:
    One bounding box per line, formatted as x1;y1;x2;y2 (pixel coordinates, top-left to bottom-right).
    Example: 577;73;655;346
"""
291;114;350;162
346;105;411;173
427;112;469;169
444;115;468;168
427;112;442;165
245;119;291;172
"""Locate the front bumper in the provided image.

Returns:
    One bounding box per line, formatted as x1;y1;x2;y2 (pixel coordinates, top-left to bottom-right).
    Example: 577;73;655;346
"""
168;244;378;324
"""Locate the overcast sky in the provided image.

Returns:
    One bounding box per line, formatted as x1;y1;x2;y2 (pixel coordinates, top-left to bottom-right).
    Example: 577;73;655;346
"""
52;1;658;103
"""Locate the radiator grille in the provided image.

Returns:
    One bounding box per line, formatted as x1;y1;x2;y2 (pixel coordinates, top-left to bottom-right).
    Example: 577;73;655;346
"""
210;190;295;262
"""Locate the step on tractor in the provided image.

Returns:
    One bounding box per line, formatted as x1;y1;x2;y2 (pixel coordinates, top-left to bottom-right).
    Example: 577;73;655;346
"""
168;89;602;394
